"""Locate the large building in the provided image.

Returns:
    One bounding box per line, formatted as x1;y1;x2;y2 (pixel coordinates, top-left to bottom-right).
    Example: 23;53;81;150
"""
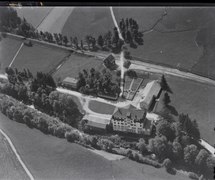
140;80;161;110
111;105;153;135
82;114;112;132
61;77;78;90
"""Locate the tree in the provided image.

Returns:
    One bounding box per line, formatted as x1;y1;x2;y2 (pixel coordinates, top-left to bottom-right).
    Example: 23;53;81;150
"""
63;36;68;46
206;156;215;175
172;141;183;161
184;144;199;165
160;75;172;94
156;120;175;141
137;138;148;155
97;35;104;47
163;92;171;106
148;136;170;161
195;149;210;171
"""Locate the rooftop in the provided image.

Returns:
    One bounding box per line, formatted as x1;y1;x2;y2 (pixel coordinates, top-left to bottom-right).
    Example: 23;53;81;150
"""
62;77;78;84
83;114;111;129
140;80;161;106
112;104;146;122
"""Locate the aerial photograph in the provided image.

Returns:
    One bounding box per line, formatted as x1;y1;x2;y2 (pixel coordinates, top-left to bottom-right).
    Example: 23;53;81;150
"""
0;4;215;180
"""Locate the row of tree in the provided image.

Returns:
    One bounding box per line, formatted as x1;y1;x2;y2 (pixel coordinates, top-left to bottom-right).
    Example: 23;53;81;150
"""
119;18;144;48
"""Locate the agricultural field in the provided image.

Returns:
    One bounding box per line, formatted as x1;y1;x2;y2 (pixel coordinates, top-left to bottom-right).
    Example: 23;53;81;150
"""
0;133;29;180
88;100;116;114
114;7;215;80
53;53;103;81
15;7;53;28
0;36;22;73
0;112;189;180
11;41;70;75
62;7;115;40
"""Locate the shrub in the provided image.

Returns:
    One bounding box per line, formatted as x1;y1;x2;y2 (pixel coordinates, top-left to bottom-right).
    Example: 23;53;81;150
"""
65;130;81;143
97;138;115;152
54;124;72;138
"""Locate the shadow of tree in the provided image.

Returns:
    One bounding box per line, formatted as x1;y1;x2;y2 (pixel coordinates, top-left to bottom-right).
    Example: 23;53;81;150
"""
167;105;178;116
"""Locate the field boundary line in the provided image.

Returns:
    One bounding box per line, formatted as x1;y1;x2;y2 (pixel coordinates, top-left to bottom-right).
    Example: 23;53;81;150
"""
0;128;34;180
9;42;24;67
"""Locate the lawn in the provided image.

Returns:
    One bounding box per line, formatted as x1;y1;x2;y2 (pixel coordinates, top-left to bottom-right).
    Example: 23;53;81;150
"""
15;7;53;28
0;133;29;180
11;41;70;75
0;36;22;73
0;112;189;180
53;53;103;80
88;100;116;114
62;7;115;40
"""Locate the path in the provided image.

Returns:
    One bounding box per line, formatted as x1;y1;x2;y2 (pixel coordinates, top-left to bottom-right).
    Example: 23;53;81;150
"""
9;42;24;67
0;129;34;180
110;7;124;41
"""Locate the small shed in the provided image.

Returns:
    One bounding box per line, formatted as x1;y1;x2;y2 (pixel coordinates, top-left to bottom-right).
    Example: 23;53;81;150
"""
62;77;78;90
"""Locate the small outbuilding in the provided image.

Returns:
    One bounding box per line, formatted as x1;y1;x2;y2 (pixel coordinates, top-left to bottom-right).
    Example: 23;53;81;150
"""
62;77;78;90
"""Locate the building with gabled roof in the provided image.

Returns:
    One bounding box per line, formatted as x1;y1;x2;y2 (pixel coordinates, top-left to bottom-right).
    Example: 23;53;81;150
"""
140;80;161;110
62;77;78;90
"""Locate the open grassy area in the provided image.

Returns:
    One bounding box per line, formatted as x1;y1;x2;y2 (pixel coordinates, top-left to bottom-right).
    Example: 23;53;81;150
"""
53;53;103;80
113;7;215;79
62;7;115;40
0;112;189;180
165;75;215;145
88;100;116;114
15;7;53;28
0;36;22;73
0;133;29;180
11;41;70;75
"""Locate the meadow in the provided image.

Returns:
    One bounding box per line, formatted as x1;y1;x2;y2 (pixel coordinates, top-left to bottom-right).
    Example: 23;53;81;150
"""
53;53;103;80
0;112;189;180
11;41;70;75
62;7;115;40
0;36;22;73
15;7;53;28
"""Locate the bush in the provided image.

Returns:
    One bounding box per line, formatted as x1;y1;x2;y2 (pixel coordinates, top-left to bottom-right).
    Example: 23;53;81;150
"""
54;124;72;138
188;172;199;180
65;130;81;143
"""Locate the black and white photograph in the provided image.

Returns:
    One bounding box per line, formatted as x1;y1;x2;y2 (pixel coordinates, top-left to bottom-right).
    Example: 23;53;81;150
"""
0;2;215;180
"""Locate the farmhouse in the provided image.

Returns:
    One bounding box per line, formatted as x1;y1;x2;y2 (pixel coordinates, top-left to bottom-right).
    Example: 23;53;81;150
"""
103;54;116;69
62;77;78;90
140;80;161;110
111;105;152;135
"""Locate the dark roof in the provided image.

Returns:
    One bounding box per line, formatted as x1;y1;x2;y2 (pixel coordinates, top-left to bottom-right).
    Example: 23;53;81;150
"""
104;54;115;62
112;104;146;122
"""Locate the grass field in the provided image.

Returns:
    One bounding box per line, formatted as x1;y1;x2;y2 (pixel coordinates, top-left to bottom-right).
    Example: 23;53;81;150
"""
53;53;103;80
11;41;70;75
15;7;53;28
0;112;190;180
113;7;215;80
0;37;22;73
62;7;115;40
0;133;29;180
165;75;215;145
88;100;116;114
113;7;165;31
